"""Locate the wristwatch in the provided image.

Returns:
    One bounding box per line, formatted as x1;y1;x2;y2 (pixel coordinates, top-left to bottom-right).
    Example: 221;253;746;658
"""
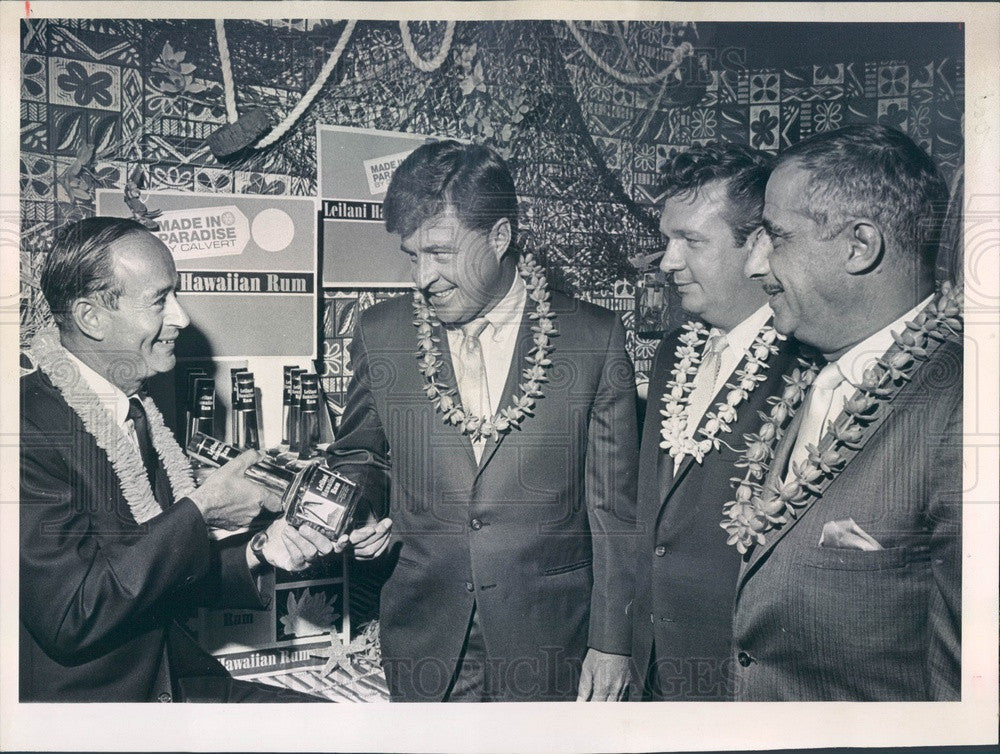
249;531;269;566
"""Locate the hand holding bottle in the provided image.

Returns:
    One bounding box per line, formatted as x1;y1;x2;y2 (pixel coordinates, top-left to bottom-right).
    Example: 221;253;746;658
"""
187;449;281;529
254;517;338;572
335;517;393;559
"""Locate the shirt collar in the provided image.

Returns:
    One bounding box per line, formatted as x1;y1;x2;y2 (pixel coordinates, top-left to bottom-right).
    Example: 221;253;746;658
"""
833;295;934;385
716;303;773;354
480;273;527;342
63;349;132;428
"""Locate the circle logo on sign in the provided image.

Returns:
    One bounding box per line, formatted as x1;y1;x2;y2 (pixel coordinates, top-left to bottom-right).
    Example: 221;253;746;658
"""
251;208;295;252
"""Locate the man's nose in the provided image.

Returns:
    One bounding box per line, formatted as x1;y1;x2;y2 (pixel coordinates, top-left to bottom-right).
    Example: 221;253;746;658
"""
165;293;190;329
745;232;772;279
658;238;684;274
413;257;436;290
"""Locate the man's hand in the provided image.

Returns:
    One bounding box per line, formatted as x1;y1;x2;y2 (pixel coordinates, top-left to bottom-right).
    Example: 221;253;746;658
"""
255;518;338;572
334;518;393;559
188;450;282;529
576;648;630;701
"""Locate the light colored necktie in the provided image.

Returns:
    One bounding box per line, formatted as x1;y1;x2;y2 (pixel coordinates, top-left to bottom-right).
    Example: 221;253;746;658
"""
686;329;729;428
674;329;728;475
456;318;491;461
785;362;846;480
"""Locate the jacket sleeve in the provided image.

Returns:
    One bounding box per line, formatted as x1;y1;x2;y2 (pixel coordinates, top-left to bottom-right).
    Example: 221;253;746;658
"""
171;519;268;611
925;389;962;700
19;417;215;663
584;314;640;654
326;315;391;524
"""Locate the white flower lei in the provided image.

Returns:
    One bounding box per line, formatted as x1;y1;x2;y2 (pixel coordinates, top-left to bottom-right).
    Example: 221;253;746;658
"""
721;283;964;554
659;321;783;465
413;253;557;443
27;327;195;525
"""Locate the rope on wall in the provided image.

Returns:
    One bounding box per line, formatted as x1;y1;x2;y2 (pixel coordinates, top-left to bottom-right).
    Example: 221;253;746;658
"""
565;21;693;86
400;21;455;72
212;19;357;152
215;19;239;124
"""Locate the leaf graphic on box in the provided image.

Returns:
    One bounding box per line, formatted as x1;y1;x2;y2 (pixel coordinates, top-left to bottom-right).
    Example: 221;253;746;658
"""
279;588;339;638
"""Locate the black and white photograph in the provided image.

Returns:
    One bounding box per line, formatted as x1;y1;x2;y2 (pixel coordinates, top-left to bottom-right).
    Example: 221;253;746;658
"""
1;1;997;752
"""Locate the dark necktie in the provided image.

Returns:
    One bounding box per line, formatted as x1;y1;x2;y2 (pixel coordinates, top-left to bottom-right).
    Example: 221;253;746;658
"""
128;396;168;506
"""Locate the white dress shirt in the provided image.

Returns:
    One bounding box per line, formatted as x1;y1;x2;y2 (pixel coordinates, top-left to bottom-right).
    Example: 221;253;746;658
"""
686;303;773;429
786;295;934;472
64;350;142;453
445;274;527;418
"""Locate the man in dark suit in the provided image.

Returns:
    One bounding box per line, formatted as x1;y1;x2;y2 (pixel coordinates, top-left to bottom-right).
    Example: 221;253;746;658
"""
330;141;637;702
20;217;336;702
631;144;799;700
739;124;961;699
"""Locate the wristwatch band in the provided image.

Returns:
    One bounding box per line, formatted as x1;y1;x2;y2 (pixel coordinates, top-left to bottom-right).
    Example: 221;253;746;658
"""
249;531;269;566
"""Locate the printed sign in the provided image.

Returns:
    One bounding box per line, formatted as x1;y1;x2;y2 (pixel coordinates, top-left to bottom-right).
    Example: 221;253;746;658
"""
96;190;317;358
317;124;438;286
153;206;249;260
363;149;417;195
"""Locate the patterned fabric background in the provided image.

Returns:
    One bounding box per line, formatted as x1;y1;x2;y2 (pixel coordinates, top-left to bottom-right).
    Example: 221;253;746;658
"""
20;19;964;405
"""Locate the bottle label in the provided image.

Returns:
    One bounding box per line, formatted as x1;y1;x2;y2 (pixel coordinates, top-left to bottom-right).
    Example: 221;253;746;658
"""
188;432;240;467
286;466;358;538
235;381;255;409
283;365;295;405
195;386;215;417
300;375;319;411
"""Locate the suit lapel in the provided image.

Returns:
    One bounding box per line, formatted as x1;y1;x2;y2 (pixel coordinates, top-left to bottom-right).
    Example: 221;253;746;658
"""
738;371;905;588
658;344;755;507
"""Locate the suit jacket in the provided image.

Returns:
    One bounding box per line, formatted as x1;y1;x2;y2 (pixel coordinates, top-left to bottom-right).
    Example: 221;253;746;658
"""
20;365;266;702
732;337;962;700
630;321;800;700
331;291;638;701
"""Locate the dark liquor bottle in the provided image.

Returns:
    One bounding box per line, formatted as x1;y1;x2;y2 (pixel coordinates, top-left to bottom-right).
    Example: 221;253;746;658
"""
183;367;208;447
233;371;260;450
287;368;305;451
187;431;295;494
298;373;320;459
228;367;247;445
281;365;297;450
188;378;216;452
186;431;362;539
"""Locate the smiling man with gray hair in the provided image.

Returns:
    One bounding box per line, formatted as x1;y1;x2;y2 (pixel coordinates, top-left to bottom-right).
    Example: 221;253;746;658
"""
739;124;961;700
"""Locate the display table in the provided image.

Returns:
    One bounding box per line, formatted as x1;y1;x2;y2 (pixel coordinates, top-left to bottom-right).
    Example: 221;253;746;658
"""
256;659;389;702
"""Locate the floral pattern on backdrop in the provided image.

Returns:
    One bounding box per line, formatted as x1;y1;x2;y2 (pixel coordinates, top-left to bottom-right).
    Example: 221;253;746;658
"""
20;19;964;400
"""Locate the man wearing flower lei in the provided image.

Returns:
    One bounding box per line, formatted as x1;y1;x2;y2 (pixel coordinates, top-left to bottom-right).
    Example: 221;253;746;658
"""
630;144;802;701
328;141;638;701
735;124;962;700
20;218;336;702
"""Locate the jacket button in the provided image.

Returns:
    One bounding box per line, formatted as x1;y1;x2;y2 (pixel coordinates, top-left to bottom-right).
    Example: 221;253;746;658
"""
654;545;666;557
157;692;172;702
465;581;474;592
470;518;482;530
737;651;754;667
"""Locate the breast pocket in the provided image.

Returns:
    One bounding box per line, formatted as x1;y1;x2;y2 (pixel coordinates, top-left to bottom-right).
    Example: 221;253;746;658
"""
797;545;929;652
801;544;912;571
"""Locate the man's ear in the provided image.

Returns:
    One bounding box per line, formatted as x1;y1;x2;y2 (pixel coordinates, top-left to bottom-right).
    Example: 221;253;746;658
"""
844;220;884;275
489;217;512;261
70;298;106;341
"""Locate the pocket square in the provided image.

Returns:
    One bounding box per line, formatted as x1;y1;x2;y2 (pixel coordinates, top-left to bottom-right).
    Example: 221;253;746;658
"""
818;518;883;551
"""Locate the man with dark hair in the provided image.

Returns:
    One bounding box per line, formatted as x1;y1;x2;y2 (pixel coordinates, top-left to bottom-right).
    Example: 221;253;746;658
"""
331;140;638;702
738;124;961;699
631;143;801;700
21;217;336;702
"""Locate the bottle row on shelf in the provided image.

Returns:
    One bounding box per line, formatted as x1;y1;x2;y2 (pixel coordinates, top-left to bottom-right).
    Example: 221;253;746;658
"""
184;365;325;463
